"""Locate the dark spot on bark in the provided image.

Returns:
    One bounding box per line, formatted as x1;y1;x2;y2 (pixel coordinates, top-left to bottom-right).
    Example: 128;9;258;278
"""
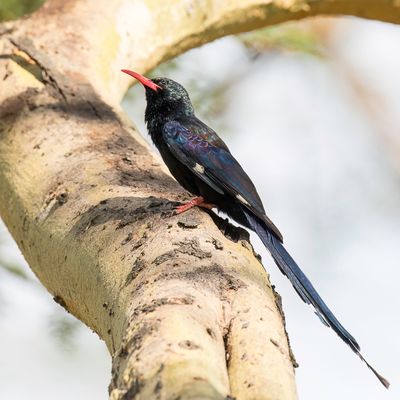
22;215;29;232
152;251;175;266
211;238;224;250
206;328;215;338
121;232;133;245
125;258;148;287
122;155;132;164
56;191;68;205
121;377;144;400
131;238;145;251
153;365;164;397
223;320;233;369
270;338;280;348
171;238;210;258
36;185;69;222
53;295;68;312
116;201;176;230
131;296;194;317
146;197;165;209
160;263;246;295
178;340;200;350
177;214;201;229
134;297;168;315
241;322;249;329
71;196;172;234
120;319;161;359
152;238;211;266
157;364;165;373
154;380;162;393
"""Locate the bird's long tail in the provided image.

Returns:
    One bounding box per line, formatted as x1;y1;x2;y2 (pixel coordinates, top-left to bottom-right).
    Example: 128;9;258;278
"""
243;209;389;388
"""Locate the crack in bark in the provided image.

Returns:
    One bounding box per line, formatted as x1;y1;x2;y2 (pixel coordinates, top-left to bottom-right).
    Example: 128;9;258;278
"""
9;37;67;102
0;50;44;82
87;100;103;120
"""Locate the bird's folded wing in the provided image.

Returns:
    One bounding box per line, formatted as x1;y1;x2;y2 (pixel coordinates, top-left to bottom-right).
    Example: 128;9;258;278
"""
163;120;283;241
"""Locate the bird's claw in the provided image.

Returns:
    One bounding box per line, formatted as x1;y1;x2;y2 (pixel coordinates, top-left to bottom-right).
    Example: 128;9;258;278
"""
174;196;215;215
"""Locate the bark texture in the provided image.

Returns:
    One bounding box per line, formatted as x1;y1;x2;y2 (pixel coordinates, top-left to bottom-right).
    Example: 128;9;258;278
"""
0;1;397;399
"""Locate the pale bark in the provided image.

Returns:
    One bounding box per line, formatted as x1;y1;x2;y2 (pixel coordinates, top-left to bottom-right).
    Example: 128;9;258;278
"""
0;1;397;399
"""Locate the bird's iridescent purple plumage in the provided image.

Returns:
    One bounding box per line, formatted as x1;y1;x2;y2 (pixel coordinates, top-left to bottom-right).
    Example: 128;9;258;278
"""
128;74;389;388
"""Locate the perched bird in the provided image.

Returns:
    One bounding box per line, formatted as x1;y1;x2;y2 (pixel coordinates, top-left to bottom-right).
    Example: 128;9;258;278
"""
121;69;389;388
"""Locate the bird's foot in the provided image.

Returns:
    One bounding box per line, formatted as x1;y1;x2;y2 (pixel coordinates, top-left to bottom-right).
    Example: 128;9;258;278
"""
175;196;215;214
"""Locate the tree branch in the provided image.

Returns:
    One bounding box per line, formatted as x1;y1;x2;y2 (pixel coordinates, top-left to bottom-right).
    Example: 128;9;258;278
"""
0;0;397;399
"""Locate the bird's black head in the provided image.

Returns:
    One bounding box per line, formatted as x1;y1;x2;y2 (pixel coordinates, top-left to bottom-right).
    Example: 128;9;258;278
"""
121;70;194;126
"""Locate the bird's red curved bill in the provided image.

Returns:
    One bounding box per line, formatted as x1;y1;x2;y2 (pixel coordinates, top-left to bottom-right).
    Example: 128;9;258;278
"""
121;69;161;91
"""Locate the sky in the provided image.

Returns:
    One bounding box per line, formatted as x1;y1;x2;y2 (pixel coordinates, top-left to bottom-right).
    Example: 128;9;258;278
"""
1;16;399;400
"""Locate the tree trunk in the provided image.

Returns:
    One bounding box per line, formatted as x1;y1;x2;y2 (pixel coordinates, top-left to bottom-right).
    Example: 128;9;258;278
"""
0;1;396;399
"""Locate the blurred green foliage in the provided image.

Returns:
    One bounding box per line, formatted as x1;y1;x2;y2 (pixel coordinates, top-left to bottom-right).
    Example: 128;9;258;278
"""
0;258;31;280
125;24;324;139
149;25;324;125
0;0;45;22
0;233;31;280
240;25;324;57
49;312;81;350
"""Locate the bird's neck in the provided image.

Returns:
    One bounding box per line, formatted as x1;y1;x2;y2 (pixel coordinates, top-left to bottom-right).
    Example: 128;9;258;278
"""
145;104;193;147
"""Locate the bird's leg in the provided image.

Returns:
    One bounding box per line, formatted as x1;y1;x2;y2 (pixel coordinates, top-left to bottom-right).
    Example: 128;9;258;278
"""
198;202;215;210
175;196;215;214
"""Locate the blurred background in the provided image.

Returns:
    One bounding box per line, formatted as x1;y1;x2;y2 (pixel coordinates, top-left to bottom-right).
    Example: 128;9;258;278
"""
1;2;399;399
